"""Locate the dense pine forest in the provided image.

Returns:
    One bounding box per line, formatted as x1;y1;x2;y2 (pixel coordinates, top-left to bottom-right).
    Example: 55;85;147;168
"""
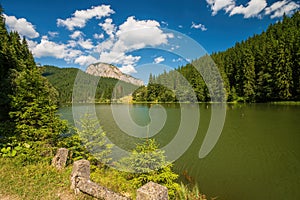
0;6;67;140
133;12;300;103
42;65;138;104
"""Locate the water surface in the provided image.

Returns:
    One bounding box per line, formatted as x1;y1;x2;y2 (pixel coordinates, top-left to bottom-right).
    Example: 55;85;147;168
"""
59;103;300;200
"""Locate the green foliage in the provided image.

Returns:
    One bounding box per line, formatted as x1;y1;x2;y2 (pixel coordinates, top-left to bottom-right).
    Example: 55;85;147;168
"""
0;8;68;145
118;139;180;199
75;114;113;166
9;67;68;143
136;12;300;103
176;183;207;200
42;65;138;104
0;157;92;200
91;167;136;198
0;141;29;158
57;132;89;164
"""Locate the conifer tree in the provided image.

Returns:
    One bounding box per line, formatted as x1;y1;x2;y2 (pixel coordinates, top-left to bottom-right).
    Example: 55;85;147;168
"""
0;6;67;143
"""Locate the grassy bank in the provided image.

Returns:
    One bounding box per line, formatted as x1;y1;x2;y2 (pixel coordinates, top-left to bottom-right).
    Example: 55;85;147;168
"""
0;158;92;200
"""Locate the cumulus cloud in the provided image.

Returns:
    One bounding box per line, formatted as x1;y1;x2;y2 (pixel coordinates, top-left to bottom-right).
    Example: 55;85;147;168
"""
27;39;38;49
154;56;165;64
70;30;84;39
48;31;59;38
99;18;116;38
30;37;82;63
113;16;173;52
78;38;94;49
57;5;114;30
99;51;140;74
99;51;141;74
74;55;98;66
230;0;267;18
27;10;173;72
265;0;300;18
191;22;207;31
4;14;39;38
206;0;235;15
96;16;173;74
119;65;138;74
206;0;299;18
94;33;104;39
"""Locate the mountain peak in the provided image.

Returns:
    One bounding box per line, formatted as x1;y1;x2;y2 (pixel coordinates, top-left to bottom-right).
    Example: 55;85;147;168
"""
86;63;144;86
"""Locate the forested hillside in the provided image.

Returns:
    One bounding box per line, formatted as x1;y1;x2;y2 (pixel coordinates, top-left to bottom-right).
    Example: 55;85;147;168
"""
0;6;66;141
133;12;300;102
42;65;138;103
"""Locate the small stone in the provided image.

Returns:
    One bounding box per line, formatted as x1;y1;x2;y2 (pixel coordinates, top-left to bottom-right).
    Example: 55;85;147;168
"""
136;181;168;200
70;159;90;190
52;148;69;170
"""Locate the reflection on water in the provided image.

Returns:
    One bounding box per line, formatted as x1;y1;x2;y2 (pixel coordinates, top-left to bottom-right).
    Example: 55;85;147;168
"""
60;103;300;200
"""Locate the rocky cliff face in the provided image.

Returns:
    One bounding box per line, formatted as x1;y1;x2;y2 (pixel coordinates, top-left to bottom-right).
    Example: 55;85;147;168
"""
86;63;144;86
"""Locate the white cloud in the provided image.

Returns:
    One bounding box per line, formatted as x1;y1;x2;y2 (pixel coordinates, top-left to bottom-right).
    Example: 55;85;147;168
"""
154;56;165;64
30;37;82;62
95;38;115;52
206;0;236;15
74;55;98;66
265;0;300;18
94;33;104;39
99;18;116;38
172;58;183;62
70;30;83;39
78;38;94;49
113;16;173;53
27;39;38;49
4;14;39;38
207;0;299;18
119;65;138;74
191;22;207;31
57;5;115;30
99;51;140;67
48;31;59;38
95;16;173;74
99;51;140;74
178;25;183;28
230;0;267;18
67;40;77;48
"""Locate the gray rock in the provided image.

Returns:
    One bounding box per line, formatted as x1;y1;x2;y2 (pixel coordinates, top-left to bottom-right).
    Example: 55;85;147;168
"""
70;159;90;191
86;62;144;86
52;148;69;170
77;178;130;200
136;181;168;200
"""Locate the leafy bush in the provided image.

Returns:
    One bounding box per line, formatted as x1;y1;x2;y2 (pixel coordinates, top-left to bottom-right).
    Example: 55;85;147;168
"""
176;183;207;200
74;114;113;166
118;139;180;199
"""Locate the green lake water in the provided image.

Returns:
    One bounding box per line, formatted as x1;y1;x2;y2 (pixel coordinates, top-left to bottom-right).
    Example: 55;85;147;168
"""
59;103;300;200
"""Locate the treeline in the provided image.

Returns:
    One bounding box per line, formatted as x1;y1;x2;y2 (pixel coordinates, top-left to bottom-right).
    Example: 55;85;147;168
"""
42;66;138;104
0;6;66;142
133;12;300;102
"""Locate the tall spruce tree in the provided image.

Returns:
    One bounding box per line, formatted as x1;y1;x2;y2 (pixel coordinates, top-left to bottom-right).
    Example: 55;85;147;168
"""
0;5;10;120
0;6;67;143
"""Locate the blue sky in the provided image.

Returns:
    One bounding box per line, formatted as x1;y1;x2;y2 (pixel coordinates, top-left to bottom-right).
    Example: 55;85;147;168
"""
1;0;299;82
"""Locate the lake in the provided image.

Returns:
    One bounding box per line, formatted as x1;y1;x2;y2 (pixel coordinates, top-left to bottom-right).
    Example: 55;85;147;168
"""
59;103;300;200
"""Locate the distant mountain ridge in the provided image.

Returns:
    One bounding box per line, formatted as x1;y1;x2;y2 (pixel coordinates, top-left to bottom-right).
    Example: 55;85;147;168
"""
86;63;144;86
42;65;138;103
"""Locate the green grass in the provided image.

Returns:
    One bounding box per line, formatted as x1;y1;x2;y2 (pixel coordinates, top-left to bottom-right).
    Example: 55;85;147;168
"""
90;166;136;199
270;101;300;105
0;158;92;200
